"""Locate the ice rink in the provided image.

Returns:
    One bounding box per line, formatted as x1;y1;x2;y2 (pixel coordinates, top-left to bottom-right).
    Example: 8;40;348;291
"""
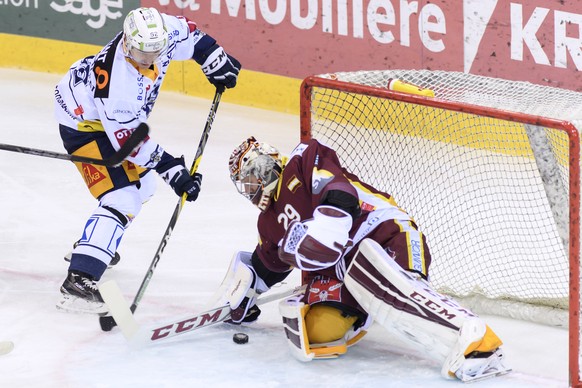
0;69;570;387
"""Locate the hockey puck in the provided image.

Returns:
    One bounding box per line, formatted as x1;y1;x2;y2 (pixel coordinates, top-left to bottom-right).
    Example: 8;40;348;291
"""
233;333;249;344
99;315;117;332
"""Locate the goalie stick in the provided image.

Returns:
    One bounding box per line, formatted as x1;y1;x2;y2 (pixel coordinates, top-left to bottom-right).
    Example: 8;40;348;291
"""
99;280;306;347
0;123;149;167
99;88;223;332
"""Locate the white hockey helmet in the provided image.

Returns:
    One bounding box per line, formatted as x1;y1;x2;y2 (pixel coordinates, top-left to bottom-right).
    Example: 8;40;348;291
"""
229;137;283;211
122;7;168;67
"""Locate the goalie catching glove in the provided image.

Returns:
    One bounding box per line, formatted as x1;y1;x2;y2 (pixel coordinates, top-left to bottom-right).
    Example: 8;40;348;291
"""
155;154;202;202
279;205;353;271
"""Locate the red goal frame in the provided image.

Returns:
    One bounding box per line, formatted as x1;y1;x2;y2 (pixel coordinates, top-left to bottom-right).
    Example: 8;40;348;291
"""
299;75;581;387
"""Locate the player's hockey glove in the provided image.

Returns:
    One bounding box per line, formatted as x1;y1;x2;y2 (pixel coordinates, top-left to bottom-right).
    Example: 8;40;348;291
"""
155;155;202;202
193;34;241;90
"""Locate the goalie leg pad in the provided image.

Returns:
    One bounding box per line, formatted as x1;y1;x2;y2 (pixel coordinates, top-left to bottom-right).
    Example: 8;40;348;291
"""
344;238;481;361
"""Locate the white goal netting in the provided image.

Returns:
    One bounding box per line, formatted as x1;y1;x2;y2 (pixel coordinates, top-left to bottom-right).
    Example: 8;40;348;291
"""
302;70;582;328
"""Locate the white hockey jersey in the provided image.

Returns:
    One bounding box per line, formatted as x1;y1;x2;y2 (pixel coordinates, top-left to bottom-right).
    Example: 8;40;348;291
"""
54;14;204;168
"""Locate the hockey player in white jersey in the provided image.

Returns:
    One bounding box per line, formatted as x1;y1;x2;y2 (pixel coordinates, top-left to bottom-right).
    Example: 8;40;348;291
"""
217;137;511;382
54;7;240;315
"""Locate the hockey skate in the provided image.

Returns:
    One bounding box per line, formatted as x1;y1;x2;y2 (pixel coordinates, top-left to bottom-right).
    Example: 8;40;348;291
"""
442;318;511;383
64;240;121;268
56;271;108;315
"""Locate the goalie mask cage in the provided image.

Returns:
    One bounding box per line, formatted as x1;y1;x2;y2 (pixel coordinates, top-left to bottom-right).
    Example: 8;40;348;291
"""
299;70;581;387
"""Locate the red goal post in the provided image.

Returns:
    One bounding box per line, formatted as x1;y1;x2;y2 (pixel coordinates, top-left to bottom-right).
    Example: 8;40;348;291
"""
299;70;580;386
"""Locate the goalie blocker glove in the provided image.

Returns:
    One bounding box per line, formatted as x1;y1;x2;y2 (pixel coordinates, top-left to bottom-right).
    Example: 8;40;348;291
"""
155;154;202;202
193;34;241;90
221;251;270;324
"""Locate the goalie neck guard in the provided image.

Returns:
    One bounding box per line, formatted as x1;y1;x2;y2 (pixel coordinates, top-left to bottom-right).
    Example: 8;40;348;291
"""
229;136;283;211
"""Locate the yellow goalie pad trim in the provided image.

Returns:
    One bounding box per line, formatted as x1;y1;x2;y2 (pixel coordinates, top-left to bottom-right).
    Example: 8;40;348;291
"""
464;325;503;356
305;304;366;359
310;330;368;359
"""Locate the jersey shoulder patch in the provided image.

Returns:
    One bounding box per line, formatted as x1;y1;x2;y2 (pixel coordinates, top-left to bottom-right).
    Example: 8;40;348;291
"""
93;33;123;99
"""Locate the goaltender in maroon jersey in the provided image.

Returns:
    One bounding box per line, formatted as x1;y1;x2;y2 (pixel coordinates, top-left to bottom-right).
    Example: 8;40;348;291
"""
220;136;509;382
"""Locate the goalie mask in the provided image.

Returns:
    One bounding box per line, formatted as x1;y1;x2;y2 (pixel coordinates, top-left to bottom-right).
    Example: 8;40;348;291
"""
229;137;283;211
122;7;168;67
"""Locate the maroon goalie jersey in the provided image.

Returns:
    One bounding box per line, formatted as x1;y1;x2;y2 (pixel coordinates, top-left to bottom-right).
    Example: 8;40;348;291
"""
254;139;432;282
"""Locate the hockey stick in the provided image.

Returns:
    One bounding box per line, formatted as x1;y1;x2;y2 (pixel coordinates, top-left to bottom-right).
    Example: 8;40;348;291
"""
0;123;149;167
99;280;306;346
99;88;223;332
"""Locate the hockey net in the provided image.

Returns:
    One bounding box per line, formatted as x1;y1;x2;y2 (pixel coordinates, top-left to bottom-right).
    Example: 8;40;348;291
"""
300;70;581;387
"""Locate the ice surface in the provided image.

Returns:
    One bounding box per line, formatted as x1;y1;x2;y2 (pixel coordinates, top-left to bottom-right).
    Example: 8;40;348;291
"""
0;69;568;387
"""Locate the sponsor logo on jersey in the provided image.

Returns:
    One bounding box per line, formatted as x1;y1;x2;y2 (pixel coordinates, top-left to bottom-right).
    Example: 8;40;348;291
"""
94;33;122;99
136;76;145;101
54;88;77;121
113;109;132;115
74;105;84;116
114;128;144;157
95;66;109;92
361;202;375;212
82;163;106;188
410;238;424;274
